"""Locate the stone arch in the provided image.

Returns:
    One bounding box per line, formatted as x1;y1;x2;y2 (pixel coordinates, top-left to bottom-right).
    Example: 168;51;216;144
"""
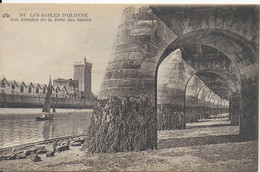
150;5;259;47
157;29;258;74
156;49;241;130
183;69;241;126
156;29;258;138
87;5;258;153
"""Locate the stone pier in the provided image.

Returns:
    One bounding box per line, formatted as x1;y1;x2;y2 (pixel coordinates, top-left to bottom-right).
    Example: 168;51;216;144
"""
85;5;259;153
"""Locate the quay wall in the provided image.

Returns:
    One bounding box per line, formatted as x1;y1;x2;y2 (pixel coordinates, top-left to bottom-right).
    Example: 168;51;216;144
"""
0;94;95;109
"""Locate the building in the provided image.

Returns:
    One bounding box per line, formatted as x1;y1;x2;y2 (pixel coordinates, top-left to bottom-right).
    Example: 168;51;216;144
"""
53;58;94;99
53;78;79;98
74;58;93;99
1;77;47;97
0;58;94;100
0;77;69;98
0;76;96;109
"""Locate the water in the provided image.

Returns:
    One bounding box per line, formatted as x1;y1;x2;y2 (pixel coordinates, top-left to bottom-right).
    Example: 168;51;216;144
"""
0;108;93;148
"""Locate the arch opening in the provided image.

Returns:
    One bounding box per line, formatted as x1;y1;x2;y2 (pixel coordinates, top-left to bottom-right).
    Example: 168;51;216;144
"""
156;49;240;131
184;70;240;127
156;29;257;139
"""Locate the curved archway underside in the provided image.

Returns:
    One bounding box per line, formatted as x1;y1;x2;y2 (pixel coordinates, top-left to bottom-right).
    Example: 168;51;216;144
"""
88;5;259;153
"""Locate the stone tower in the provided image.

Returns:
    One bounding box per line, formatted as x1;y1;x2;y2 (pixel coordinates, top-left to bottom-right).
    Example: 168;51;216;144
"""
73;58;92;99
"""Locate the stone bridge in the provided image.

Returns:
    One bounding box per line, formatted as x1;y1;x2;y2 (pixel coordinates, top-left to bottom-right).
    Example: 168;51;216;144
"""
86;5;259;153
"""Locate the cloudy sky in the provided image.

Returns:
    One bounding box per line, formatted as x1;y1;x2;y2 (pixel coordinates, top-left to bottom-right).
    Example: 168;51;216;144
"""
0;4;129;94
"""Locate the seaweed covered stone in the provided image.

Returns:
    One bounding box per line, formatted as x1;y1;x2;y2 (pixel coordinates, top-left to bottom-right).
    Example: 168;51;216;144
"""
84;96;157;153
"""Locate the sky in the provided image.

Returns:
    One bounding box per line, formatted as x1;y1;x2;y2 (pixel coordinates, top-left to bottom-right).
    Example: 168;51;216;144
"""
0;4;129;95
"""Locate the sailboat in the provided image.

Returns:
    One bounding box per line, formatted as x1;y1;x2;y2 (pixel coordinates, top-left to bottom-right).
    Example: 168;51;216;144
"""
35;76;55;121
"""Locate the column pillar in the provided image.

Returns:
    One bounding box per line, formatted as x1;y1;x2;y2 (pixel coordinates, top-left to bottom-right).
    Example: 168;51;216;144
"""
230;93;240;126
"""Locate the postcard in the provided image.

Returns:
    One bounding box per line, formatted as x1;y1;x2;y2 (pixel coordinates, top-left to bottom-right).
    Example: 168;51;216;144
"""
0;3;258;171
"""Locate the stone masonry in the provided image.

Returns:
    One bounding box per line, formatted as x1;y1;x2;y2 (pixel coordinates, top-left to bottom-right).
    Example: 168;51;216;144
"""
88;5;259;153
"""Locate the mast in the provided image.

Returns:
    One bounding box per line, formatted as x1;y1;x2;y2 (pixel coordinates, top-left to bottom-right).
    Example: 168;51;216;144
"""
53;102;56;113
42;76;52;113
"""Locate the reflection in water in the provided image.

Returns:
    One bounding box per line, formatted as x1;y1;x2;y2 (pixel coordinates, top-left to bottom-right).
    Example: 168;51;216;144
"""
0;111;93;148
42;120;55;140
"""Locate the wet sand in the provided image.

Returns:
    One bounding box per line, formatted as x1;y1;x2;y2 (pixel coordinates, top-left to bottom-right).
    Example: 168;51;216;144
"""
0;119;257;171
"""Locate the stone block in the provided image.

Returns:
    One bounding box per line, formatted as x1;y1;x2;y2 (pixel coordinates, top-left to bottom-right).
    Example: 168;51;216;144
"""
117;79;143;88
100;88;117;97
36;149;47;154
60;140;70;146
150;35;169;50
132;8;155;21
157;20;178;42
114;34;133;45
70;141;82;147
131;35;152;45
143;52;157;63
7;153;17;160
248;63;258;71
120;6;136;23
199;15;210;29
72;136;86;144
157;98;173;105
118;22;136;32
137;20;156;29
104;71;113;80
140;61;156;72
182;20;194;35
112;52;130;62
138;70;154;79
230;18;242;34
106;61;122;71
107;87;146;97
0;154;10;161
128;52;143;61
157;85;169;92
46;151;55;158
222;15;233;30
122;60;141;69
102;80;118;88
143;79;155;89
24;149;33;156
246;70;257;80
35;145;47;154
16;152;27;159
31;154;41;162
45;143;55;153
215;17;225;30
190;17;203;30
112;70;125;79
113;43;145;54
131;28;154;36
124;70;139;78
116;30;132;39
27;147;38;154
145;43;161;56
56;145;69;152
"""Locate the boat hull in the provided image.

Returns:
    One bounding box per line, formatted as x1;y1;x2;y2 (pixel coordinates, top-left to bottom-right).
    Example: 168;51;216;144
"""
35;114;54;121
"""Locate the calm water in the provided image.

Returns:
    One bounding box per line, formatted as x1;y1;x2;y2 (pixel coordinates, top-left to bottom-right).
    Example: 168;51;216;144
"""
0;108;93;148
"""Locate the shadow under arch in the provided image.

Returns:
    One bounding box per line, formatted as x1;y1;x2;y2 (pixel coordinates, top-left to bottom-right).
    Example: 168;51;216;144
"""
154;29;255;133
183;69;241;126
156;29;258;69
155;28;256;106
